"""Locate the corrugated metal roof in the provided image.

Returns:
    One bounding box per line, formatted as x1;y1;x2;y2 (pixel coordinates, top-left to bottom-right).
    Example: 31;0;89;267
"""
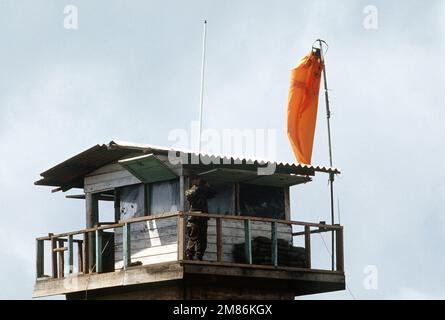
35;140;340;191
109;140;341;175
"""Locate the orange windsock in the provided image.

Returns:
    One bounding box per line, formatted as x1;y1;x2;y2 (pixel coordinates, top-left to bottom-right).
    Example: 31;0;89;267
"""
287;50;322;165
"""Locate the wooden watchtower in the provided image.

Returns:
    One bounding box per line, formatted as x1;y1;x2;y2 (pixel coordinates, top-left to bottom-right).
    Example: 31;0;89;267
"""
33;140;345;299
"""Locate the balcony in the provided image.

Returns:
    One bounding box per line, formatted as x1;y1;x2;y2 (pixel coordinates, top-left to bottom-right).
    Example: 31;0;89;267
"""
33;212;345;299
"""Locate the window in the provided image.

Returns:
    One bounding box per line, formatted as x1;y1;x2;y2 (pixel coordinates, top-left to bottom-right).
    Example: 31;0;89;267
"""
239;184;285;219
207;183;234;215
149;179;180;214
119;184;145;220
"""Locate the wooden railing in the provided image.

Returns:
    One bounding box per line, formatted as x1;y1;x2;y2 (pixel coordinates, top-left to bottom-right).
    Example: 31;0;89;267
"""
35;212;344;280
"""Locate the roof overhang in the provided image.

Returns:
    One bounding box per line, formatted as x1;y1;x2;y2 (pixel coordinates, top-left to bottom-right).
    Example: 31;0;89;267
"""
35;140;340;192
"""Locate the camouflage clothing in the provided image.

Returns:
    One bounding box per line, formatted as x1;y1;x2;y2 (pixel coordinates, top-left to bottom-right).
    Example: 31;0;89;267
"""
185;182;216;259
185;219;208;260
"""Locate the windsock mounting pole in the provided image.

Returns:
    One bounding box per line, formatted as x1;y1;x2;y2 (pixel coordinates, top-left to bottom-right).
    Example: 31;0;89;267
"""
317;39;336;271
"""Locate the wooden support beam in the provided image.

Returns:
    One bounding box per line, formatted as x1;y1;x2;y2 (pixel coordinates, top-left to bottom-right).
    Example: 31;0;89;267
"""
144;183;151;216
57;240;64;278
36;239;44;278
123;223;131;269
95;229;102;273
305;226;311;269
284;187;290;221
271;221;278;267
114;188;121;223
235;183;240;215
83;233;89;274
77;241;83;273
85;193;98;273
68;235;73;274
336;227;344;272
51;236;58;278
216;217;222;262
244;219;252;264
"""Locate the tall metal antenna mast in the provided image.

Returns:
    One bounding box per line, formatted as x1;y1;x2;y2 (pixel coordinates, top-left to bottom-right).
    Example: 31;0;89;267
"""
317;39;336;271
198;20;207;152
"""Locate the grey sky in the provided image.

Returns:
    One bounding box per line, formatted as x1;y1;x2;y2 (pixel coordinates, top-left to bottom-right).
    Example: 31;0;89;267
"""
0;0;444;299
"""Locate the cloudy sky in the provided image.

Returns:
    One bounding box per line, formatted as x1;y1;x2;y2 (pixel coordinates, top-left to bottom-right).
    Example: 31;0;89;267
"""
0;0;444;299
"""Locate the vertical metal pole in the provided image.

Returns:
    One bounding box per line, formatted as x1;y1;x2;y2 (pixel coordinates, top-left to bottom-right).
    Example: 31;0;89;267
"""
318;39;335;271
198;20;207;152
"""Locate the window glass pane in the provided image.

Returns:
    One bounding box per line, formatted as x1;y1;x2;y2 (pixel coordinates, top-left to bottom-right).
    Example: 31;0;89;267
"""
239;184;284;219
119;184;145;220
207;183;234;215
150;179;180;214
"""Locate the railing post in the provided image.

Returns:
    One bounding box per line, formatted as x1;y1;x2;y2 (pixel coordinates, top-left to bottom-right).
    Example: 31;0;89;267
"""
177;214;185;261
336;227;344;272
36;239;44;278
57;240;65;278
95;229;102;273
77;241;83;273
216;217;222;262
51;235;58;278
304;226;311;269
244;219;252;264
68;235;74;274
123;223;131;269
83;232;89;274
271;222;278;267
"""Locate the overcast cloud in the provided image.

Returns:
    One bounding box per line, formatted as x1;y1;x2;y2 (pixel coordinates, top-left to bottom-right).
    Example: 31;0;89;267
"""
0;0;444;299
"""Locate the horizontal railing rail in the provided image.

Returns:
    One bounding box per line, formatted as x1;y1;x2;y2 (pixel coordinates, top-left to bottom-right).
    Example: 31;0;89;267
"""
35;211;344;280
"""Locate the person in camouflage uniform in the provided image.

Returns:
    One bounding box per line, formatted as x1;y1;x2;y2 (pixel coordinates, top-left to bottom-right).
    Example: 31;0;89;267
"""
185;175;217;260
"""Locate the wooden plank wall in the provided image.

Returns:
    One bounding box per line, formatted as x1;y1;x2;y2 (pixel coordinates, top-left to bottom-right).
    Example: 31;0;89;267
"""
85;163;141;193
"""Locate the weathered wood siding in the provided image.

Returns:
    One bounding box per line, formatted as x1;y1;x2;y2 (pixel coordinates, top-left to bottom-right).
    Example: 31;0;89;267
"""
85;163;141;193
114;217;178;269
202;219;292;262
114;217;292;268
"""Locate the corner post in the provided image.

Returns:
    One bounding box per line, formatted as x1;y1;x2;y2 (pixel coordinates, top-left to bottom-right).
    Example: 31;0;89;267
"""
304;226;311;269
36;239;44;278
335;227;344;272
68;235;74;274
